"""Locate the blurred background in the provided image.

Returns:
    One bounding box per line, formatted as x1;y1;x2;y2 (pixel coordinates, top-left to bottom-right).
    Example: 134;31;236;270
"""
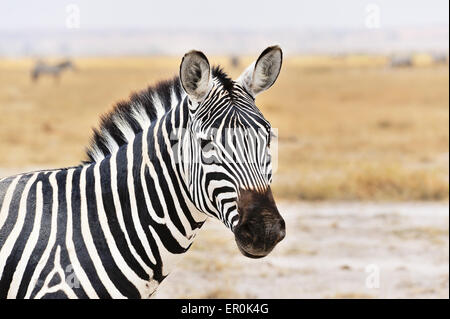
0;0;448;298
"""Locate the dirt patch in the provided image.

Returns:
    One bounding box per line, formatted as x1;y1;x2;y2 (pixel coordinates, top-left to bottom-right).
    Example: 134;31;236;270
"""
154;201;449;298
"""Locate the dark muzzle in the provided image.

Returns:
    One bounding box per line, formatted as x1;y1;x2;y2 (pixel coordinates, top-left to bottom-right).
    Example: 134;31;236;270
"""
234;188;285;258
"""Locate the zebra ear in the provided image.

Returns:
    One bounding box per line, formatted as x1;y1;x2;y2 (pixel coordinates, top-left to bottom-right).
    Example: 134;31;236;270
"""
180;50;213;103
237;45;282;97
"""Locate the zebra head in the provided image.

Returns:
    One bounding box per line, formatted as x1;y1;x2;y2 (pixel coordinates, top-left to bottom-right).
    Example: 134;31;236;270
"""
179;46;285;258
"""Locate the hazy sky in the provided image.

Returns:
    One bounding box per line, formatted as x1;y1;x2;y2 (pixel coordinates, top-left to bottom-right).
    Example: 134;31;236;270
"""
0;0;448;31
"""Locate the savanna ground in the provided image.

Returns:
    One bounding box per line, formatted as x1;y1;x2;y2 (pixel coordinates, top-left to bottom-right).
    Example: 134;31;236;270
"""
0;56;448;298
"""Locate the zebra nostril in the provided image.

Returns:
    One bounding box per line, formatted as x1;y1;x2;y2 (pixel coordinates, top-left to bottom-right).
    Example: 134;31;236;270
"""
237;224;254;243
269;219;285;244
276;219;286;242
277;227;286;242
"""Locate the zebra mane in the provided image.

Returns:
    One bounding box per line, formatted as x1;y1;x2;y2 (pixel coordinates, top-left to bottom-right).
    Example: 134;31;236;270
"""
211;65;234;93
84;66;232;163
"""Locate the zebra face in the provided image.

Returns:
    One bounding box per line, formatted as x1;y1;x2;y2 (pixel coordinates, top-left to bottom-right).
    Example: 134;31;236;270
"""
180;46;286;258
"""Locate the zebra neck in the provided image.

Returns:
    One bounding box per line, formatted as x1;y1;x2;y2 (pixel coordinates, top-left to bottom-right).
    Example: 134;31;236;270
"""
77;94;206;289
142;109;207;233
123;105;206;276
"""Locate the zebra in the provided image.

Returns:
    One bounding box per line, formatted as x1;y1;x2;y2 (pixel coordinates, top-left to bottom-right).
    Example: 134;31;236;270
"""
0;46;286;299
230;55;240;68
31;60;75;82
389;55;413;68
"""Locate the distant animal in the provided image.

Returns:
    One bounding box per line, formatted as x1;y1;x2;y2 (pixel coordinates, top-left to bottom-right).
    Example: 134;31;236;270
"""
0;46;285;298
389;55;413;68
432;53;449;65
31;60;75;82
230;55;240;68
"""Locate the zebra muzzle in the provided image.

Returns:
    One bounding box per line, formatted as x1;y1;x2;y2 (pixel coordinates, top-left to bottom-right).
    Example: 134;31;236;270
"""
234;188;286;258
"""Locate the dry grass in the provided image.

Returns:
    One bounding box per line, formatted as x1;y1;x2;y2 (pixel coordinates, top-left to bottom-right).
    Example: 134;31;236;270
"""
0;56;448;201
327;292;374;299
189;287;250;299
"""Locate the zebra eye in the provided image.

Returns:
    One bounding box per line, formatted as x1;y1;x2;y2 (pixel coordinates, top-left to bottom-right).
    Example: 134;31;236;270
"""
200;138;210;150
